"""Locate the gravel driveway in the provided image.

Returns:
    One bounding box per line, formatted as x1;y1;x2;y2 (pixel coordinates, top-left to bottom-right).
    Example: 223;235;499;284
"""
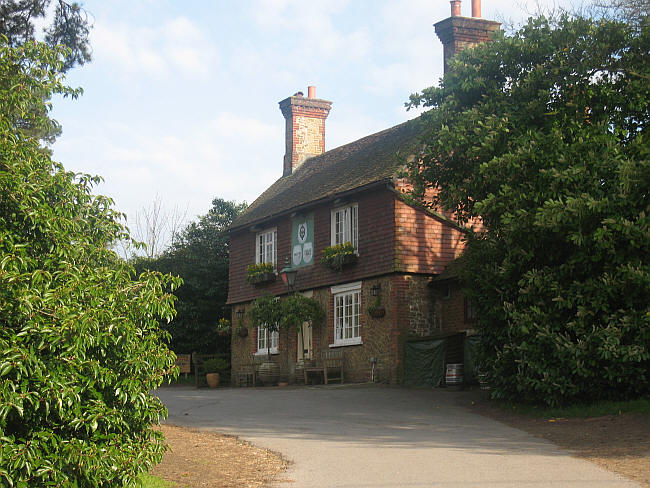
156;384;639;488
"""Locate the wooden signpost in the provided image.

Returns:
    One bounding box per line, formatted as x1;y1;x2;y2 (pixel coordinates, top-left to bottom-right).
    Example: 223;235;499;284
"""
175;354;191;376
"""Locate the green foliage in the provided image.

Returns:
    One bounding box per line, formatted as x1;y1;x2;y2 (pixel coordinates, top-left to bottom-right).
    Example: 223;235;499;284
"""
408;17;649;405
0;40;181;486
593;0;649;30
248;293;324;332
279;293;325;332
135;198;246;354
247;294;283;334
366;295;384;317
133;473;175;488
216;317;231;335
246;262;275;283
0;0;92;71
202;357;230;374
0;1;92;146
321;242;357;271
248;293;324;353
495;397;650;419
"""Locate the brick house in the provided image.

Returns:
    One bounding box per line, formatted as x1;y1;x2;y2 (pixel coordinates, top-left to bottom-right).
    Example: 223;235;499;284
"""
226;1;499;385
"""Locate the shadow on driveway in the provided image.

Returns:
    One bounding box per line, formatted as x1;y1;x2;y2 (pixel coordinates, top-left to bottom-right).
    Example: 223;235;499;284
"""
158;384;566;456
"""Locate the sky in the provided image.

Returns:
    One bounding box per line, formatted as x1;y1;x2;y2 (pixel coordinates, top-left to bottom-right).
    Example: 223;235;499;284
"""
49;0;564;246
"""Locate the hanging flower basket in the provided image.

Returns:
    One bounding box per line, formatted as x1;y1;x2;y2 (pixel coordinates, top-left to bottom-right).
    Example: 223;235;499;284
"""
237;326;248;338
368;306;386;318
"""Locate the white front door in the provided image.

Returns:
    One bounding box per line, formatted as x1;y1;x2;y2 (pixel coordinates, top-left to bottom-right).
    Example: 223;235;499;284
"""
298;321;313;360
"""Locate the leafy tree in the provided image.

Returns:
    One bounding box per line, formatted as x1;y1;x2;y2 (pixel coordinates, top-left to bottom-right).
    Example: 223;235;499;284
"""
0;0;92;71
136;198;247;354
1;0;92;145
592;0;649;29
0;40;180;486
248;293;324;359
408;16;649;405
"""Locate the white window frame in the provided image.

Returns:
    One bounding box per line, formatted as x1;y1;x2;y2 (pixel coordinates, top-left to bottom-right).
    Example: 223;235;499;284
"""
256;325;279;355
330;204;358;249
256;228;277;267
330;281;363;347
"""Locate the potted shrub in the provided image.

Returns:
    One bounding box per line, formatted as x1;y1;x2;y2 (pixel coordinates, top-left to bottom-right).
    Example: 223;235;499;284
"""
247;262;276;285
203;357;229;388
321;242;358;271
280;292;325;363
248;294;283;385
248;293;325;385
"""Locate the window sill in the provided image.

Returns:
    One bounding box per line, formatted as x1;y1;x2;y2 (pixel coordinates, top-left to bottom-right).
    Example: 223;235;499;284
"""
254;350;279;356
329;338;363;348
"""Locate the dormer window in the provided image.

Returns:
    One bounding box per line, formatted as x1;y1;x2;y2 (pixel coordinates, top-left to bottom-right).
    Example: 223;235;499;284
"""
331;204;358;249
256;228;277;267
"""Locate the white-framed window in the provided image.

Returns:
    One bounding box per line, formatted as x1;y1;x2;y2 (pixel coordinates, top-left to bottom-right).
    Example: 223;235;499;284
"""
256;228;277;266
331;281;362;346
331;204;358;249
256;326;279;354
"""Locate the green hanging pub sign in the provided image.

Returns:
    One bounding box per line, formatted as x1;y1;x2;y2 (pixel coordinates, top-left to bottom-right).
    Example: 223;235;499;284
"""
291;213;314;268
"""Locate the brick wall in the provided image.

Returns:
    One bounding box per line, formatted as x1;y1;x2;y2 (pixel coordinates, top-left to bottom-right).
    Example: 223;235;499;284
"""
228;187;397;305
228;184;476;385
432;281;473;335
231;275;406;385
230;275;473;386
394;197;466;274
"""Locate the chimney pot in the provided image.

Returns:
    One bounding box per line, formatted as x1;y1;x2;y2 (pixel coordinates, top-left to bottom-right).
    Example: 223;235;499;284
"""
435;2;500;73
472;0;481;18
294;91;304;97
279;89;332;176
450;0;461;17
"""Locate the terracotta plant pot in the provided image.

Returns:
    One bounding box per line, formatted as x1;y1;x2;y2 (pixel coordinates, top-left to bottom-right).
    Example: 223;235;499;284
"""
206;372;220;388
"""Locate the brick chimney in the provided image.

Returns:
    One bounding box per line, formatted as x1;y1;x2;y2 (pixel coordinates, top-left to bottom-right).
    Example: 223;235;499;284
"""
434;0;500;73
279;86;332;176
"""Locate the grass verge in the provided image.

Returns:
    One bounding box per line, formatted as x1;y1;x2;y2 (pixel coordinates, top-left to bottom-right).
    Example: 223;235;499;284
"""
134;473;175;488
495;397;650;419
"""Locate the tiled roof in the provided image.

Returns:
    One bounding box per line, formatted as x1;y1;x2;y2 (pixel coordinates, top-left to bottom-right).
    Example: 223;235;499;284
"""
231;117;424;230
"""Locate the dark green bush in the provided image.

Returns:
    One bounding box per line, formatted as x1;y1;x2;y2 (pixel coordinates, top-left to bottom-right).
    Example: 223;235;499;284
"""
202;358;230;373
408;17;649;405
0;41;181;486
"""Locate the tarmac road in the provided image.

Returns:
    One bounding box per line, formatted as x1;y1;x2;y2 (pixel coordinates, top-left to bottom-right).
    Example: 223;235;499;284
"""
156;384;639;488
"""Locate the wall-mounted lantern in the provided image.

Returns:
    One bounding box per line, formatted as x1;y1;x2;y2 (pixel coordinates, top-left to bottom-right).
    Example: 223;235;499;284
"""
279;256;298;291
370;283;382;297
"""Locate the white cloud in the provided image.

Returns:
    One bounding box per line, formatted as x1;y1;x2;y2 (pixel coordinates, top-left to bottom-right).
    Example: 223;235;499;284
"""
91;16;217;81
54;111;283;228
250;0;369;63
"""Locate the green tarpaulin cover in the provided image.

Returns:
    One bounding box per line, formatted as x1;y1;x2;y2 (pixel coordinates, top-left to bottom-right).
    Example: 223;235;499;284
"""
403;339;446;387
463;335;481;384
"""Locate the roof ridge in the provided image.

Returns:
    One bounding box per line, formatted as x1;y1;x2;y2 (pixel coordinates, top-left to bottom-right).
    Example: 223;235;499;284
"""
231;116;425;230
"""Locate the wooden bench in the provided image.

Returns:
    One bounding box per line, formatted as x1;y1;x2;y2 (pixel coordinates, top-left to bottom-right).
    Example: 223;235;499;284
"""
304;349;344;385
192;353;230;388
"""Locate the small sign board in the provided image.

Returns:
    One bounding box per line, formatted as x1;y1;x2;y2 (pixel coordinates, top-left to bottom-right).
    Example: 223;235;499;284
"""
175;354;191;374
291;214;314;268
